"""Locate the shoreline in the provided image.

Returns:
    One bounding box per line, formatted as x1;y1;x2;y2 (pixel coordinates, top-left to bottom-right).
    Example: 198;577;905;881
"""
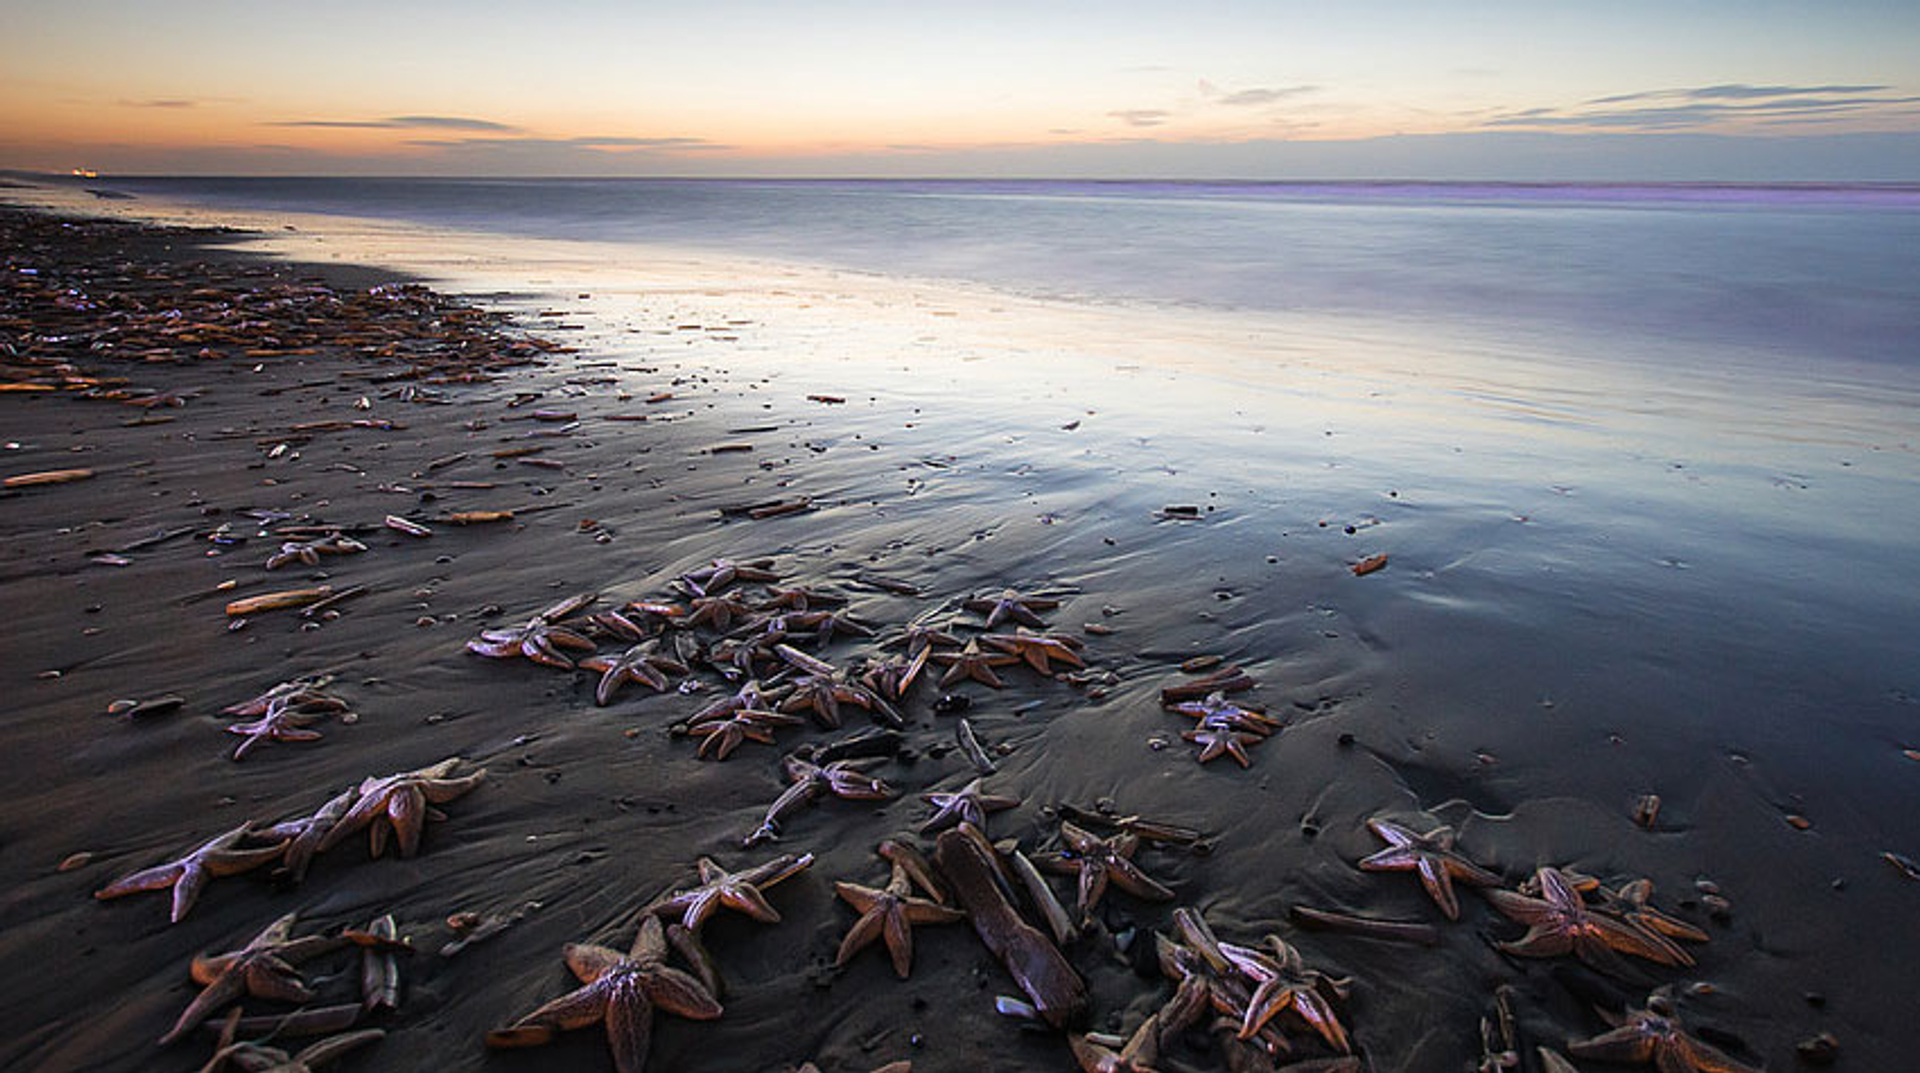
3;202;1914;1071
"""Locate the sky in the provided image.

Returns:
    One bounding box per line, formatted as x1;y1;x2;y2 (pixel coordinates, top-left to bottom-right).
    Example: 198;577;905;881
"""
3;0;1918;179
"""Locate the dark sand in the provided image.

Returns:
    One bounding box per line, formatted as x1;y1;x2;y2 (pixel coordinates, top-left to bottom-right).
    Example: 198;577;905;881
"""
2;203;1913;1072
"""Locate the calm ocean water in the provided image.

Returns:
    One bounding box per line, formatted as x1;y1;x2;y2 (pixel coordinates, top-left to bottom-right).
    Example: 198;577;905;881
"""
66;175;1920;370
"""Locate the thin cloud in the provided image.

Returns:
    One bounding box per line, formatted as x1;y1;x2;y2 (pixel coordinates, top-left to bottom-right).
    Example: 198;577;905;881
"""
272;115;518;132
405;134;731;152
1489;85;1920;131
1217;86;1317;107
118;98;197;109
1108;109;1171;127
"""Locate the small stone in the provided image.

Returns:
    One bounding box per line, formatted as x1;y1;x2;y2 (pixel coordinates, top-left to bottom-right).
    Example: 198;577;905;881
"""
1785;813;1812;830
57;851;93;872
1796;1031;1840;1066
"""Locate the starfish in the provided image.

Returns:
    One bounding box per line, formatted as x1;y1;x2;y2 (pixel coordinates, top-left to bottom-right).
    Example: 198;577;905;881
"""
1358;818;1501;921
964;588;1060;629
580;642;689;705
1182;723;1261;767
265;534;367;570
94;822;287;923
920;777;1021;835
802;608;877;647
757;586;845;612
315;757;484;859
1567;990;1760;1073
861;647;931;702
467;593;598;668
485;914;721;1073
899;622;963;657
1166;692;1282;735
747;754;895;845
981;629;1086;675
160;911;346;1045
676;557;779;597
702;636;775;681
261;787;358;882
643;852;814;933
1485;867;1692;972
833;855;966;978
930;638;1019;689
1217;936;1353;1052
588;608;655;642
774;645;901;729
687;709;803;760
1595;879;1711;947
1152;909;1293;1058
226;697;327;760
687;679;791;725
685;594;755;632
202;1022;385;1072
1068;1013;1166;1073
1038;821;1176;915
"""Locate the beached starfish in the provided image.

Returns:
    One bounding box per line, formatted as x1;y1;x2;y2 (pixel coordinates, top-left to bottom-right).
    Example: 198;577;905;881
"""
981;629;1086;675
265;534;367;570
1217;936;1353;1052
931;638;1019;689
687;709;803;760
774;644;901;729
315;757;484;859
1485;867;1692;972
467;593;598;668
262;786;358;883
685;594;754;632
964;588;1060;629
485;914;721;1073
94;822;288;924
1182;723;1261;767
1358;818;1501;921
159;911;345;1045
757;586;844;612
688;679;790;725
919;777;1021;835
226;697;328;760
643;852;814;933
1152;909;1293;1059
677;557;779;597
747;754;894;845
899;622;963;657
1567;990;1759;1073
1039;821;1177;915
1166;692;1282;735
588;608;655;642
221;675;349;719
802;608;877;647
860;647;931;702
580;642;689;705
833;857;966;978
1068;1013;1166;1073
202;1022;384;1072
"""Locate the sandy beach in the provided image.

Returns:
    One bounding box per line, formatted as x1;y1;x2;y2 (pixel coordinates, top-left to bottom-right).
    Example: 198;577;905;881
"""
3;196;1917;1073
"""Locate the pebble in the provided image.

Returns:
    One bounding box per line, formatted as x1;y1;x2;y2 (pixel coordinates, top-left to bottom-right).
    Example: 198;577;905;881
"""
1796;1032;1840;1066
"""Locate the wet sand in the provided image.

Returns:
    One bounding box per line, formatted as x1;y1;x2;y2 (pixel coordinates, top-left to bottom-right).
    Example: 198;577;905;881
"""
3;201;1917;1072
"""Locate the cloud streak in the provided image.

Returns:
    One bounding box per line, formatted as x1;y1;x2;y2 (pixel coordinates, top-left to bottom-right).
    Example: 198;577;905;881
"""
1108;109;1170;127
271;115;518;132
405;134;730;152
1490;84;1920;131
1216;86;1317;107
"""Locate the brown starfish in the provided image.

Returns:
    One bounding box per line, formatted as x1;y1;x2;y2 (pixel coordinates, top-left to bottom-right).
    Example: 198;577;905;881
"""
261;786;358;883
981;629;1085;675
687;678;791;725
94;822;288;924
221;675;349;719
1567;990;1760;1073
642;852;814;933
930;638;1019;688
964;588;1060;629
1358;818;1501;921
1152;909;1293;1059
899;622;963;657
1595;879;1711;946
1165;692;1282;735
202;1023;384;1072
1217;936;1353;1052
833;855;966;978
1038;821;1176;914
774;644;901;729
485;914;721;1073
1068;1013;1166;1073
1485;867;1692;972
314;757;484;859
226;697;327;760
861;647;931;702
685;594;754;632
756;586;845;612
919;776;1020;835
466;593;598;668
265;534;367;570
747;754;895;845
160;911;345;1045
687;709;803;760
676;557;779;597
1182;724;1261;767
580;642;689;705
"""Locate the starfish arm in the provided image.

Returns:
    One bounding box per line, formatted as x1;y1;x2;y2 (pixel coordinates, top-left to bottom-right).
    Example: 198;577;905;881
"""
836;906;888;967
835;881;883;913
511;980;612;1032
94;860;183;900
1594;916;1693;966
290;1029;386;1068
565;943;628;984
160;968;247;1045
1567;1026;1657;1063
1357;846;1420;871
205;842;290;876
1483;889;1558;926
171;860;211;922
1108;859;1177;901
592;666;625;705
243;956;316;1004
881;904;915;978
721;882;782;922
1499;925;1574;959
1417;858;1462;920
1236;979;1295;1040
420;770;485;804
1290;987;1353;1054
388;785;428;858
901;898;967;926
466;637;521;658
1680;1037;1761;1073
521;635;576;668
638;965;722;1020
316;796;383;853
1078;861;1110;913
